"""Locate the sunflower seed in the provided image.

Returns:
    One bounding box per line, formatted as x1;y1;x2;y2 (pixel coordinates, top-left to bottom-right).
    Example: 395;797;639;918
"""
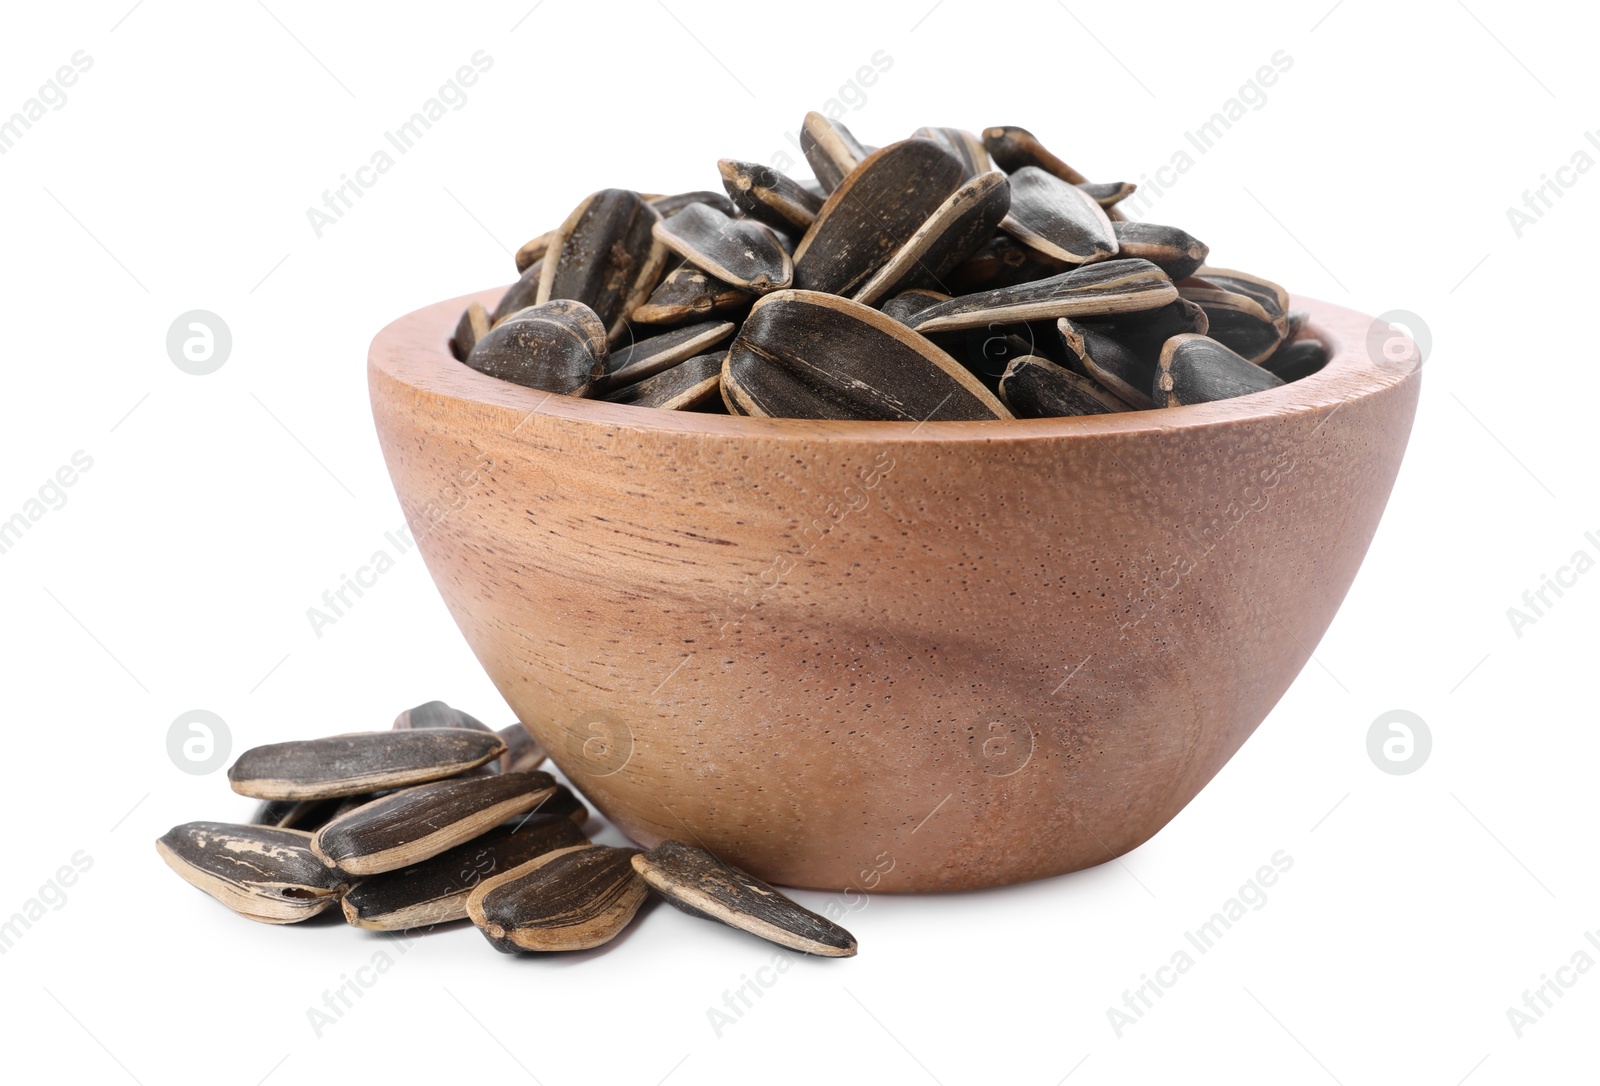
607;351;723;411
1081;297;1208;356
1111;221;1209;280
1196;266;1290;324
467;844;648;952
907;258;1177;335
1001;166;1118;265
466;299;610;396
450;303;490;362
229;729;506;801
1155;333;1286;406
311;771;558;876
1079;180;1137;210
650;190;739;219
717;159;824;234
910;126;990;177
533;783;589;826
982;125;1089;185
879;288;951;324
250;797;345;831
1056;318;1153;409
1261;337;1329;382
631;841;857;957
945;234;1068;293
156;822;348;924
792;138;968;295
632;264;753;326
496;724;548;774
1176;281;1284;363
652;204;792;294
800;111;870;193
340;816;587;931
514;232;552;275
723;290;1012;421
538;189;669;344
851;170;1011;306
393;700;491;732
490;259;546;326
999;354;1127;418
606;320;736;389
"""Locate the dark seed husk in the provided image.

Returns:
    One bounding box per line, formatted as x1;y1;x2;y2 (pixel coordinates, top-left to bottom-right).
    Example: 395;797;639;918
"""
393;701;491;732
717;159;824;234
311;771;558;876
982;125;1089;184
653;204;792;294
1080;297;1208;356
879;289;951;325
723;290;1012;421
1155;334;1286;407
1111;221;1209;281
1195;266;1290;323
531;783;589;827
605;321;736;389
538;189;670;344
514;232;552;275
907;258;1178;335
229;729;507;801
450;303;490;362
650;190;739;219
800;111;870;193
852;170;1012;306
793;138;968;296
999;354;1125;418
1283;308;1311;342
496;724;548;774
341;816;588;931
1261;337;1329;382
606;351;724;410
928;329;1038;391
491;260;546;326
1057;318;1153;409
631;841;857;957
1079;180;1137;210
467;844;648;952
632;264;753;325
945;234;1068;293
1001;166;1118;265
156;822;348;924
1176;282;1284;364
250;797;345;831
465;300;610;396
910;126;991;177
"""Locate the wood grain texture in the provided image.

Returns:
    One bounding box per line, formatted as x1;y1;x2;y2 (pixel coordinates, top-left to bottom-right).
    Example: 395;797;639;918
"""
369;287;1422;891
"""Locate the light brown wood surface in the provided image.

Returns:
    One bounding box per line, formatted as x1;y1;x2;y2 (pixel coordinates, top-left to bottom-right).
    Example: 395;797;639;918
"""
369;289;1422;891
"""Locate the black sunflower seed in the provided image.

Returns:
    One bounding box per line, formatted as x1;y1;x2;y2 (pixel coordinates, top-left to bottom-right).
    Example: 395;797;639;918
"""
632;264;753;326
906;258;1177;335
514;231;551;275
310;771;558;876
491;259;546;326
250;797;345;832
1057;318;1153;409
653;204;792;294
851;170;1011;306
1196;266;1290;324
1261;337;1329;382
982;125;1089;184
717;159;825;234
879;288;951;325
606;351;724;411
1283;308;1311;342
605;320;736;389
722;290;1012;421
1080;297;1209;357
340;816;588;931
999;354;1126;418
650;190;739;218
537;189;670;344
910;125;991;177
1155;334;1286;406
1078;180;1137;210
156;822;348;924
496;724;548;774
533;783;589;826
1111;221;1210;280
945;234;1069;293
792;138;968;296
1001;166;1118;265
450;303;490;362
229;729;507;801
631;841;857;957
1176;281;1284;364
392;701;491;732
467;844;648;952
465;299;610;396
800;111;870;193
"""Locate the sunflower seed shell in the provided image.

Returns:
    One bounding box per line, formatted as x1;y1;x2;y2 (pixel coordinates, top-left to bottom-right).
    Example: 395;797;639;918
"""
229;729;507;801
606;351;724;411
467;844;648;952
717;159;824;234
1001;166;1118;265
466;300;610;396
156;822;348;924
800;111;870;193
999;355;1125;418
851;170;1011;306
1155;333;1286;406
538;189;669;344
653;203;792;294
907;258;1177;335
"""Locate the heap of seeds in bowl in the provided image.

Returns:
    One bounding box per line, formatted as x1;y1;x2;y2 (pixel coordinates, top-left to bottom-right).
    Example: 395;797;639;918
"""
157;702;856;957
450;115;1329;420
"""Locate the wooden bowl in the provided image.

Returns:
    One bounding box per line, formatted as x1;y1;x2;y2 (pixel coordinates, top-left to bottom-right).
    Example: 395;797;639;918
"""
369;290;1421;892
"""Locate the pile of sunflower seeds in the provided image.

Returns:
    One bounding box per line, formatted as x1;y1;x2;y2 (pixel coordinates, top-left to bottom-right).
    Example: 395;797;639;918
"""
450;115;1328;419
157;701;856;957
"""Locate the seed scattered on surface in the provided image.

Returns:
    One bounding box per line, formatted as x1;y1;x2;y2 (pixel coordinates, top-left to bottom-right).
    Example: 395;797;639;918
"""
310;771;557;876
800;111;870;193
467;844;648;952
1000;354;1127;418
851;170;1011;306
1155;333;1286;406
450;303;490;362
1111;221;1210;281
607;351;724;411
537;188;669;344
393;700;491;732
632;264;753;326
466;299;610;396
341;816;588;931
907;259;1177;335
717;159;824;234
1000;166;1118;265
653;204;793;294
631;841;857;957
156;822;347;924
229;729;507;801
606;321;735;389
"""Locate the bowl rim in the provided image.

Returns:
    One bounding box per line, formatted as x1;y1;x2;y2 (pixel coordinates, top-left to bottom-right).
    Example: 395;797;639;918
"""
369;287;1422;443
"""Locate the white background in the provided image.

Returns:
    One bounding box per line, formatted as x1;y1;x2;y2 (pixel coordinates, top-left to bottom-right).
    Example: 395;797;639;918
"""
1;1;1595;1082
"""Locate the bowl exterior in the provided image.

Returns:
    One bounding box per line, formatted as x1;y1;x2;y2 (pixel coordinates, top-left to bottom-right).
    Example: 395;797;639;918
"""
370;292;1420;891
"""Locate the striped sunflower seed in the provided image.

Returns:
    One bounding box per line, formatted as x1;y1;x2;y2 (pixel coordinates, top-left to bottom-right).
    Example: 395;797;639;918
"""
606;351;724;411
1057;318;1154;409
1261;337;1329;382
1111;221;1210;281
1176;280;1284;364
450;302;490;362
652;203;792;294
1196;266;1290;324
310;770;558;876
229;729;506;801
650;190;739;219
393;700;491;732
496;723;548;774
792;138;969;296
631;841;857;957
1155;333;1286;407
1081;297;1208;356
490;259;545;326
537;189;669;344
999;354;1126;418
945;234;1068;293
156;822;347;924
1001;166;1118;265
717;159;824;234
906;258;1177;335
532;783;589;826
341;815;587;931
910;125;991;177
514;231;551;275
606;320;736;389
1079;180;1138;211
466;844;648;952
466;299;610;396
800;111;870;193
879;288;951;325
982;125;1089;185
722;290;1012;421
632;264;753;326
851;170;1011;306
250;797;344;831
